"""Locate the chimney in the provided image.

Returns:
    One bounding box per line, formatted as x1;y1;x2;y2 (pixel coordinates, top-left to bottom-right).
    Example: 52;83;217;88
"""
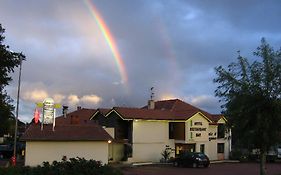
148;100;155;109
62;106;68;118
77;106;82;110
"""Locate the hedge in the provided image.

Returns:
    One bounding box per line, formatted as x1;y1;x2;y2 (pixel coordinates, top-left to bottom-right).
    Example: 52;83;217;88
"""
0;157;123;175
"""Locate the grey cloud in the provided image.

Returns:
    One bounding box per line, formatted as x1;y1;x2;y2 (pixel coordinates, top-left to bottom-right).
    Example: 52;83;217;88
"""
1;0;281;122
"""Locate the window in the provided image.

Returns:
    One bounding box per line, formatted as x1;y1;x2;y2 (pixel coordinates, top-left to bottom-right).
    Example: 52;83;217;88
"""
217;143;225;153
218;124;225;138
169;122;175;139
200;144;205;153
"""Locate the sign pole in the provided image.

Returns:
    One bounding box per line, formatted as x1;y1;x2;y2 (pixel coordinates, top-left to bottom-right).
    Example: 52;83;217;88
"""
37;98;61;131
12;54;23;166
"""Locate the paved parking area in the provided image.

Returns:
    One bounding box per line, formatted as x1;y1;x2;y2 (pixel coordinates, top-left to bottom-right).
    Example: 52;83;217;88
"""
121;163;281;175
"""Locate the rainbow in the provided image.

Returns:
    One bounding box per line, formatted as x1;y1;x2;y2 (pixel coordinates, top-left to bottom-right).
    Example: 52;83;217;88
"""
156;17;179;82
84;0;128;85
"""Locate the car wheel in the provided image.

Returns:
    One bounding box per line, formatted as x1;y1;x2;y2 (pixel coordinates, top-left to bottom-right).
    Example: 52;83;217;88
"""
192;162;197;168
173;161;179;167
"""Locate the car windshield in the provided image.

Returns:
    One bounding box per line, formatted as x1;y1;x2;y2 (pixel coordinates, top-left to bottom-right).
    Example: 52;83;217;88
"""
180;152;206;158
196;153;206;158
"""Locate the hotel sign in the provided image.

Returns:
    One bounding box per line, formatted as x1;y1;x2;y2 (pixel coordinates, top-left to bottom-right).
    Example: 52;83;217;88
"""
42;98;55;124
190;127;207;131
36;98;61;124
208;132;217;141
190;127;207;138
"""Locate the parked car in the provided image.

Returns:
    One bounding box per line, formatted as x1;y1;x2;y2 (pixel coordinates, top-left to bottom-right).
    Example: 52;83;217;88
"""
251;148;278;162
173;152;210;168
0;144;13;159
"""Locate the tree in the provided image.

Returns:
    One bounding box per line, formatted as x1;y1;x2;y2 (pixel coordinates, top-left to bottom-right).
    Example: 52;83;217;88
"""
0;24;25;136
214;38;281;175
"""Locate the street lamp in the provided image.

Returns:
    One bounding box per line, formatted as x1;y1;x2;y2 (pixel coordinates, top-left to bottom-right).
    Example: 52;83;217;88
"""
12;53;24;165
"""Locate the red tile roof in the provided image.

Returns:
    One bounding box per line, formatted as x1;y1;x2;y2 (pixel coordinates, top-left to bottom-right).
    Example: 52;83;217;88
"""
211;114;225;122
51;99;223;124
98;108;111;115
56;108;96;125
152;99;213;119
107;99;219;121
111;107;175;120
21;123;112;141
90;108;111;120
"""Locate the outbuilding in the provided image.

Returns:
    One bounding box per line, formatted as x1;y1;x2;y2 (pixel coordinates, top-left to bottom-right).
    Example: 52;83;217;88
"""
21;123;112;166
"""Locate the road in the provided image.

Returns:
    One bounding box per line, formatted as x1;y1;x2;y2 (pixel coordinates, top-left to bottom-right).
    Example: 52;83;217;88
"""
122;163;281;175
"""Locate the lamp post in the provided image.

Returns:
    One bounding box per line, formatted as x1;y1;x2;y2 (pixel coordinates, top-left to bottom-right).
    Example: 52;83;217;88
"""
12;53;23;165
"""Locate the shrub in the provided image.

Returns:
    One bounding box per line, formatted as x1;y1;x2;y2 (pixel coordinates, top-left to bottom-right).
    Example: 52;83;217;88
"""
230;150;249;162
0;157;123;175
161;148;171;163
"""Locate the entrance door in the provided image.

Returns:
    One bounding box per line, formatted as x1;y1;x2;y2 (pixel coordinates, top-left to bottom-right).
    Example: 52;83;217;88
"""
200;144;205;153
185;144;196;152
217;143;225;160
175;143;196;155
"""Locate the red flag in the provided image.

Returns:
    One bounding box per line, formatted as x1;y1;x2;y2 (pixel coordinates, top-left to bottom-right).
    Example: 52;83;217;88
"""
34;108;40;124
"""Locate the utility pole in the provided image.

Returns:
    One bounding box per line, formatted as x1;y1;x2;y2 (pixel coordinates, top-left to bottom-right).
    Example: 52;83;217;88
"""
12;53;23;165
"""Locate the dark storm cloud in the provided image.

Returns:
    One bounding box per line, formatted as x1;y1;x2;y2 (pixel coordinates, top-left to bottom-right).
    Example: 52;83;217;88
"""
187;0;281;33
1;0;281;121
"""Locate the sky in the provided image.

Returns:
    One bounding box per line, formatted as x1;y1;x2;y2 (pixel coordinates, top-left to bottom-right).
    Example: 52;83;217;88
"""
1;0;281;122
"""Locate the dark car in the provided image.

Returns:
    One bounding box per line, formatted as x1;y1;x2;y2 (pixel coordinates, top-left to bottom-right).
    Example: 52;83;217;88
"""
0;144;13;159
173;152;210;168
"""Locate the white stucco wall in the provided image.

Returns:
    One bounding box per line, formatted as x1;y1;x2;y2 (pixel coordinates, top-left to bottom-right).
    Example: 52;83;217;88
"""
207;118;231;160
207;140;217;160
186;113;210;143
108;143;124;162
132;120;169;162
207;125;218;160
25;141;108;166
217;117;230;159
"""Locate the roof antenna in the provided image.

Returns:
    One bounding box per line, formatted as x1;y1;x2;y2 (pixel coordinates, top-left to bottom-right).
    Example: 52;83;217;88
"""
148;87;155;109
237;50;241;57
150;87;154;100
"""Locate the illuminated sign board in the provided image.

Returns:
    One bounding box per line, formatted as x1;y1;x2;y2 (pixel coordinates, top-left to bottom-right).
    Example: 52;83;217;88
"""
42;98;55;124
36;98;61;125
